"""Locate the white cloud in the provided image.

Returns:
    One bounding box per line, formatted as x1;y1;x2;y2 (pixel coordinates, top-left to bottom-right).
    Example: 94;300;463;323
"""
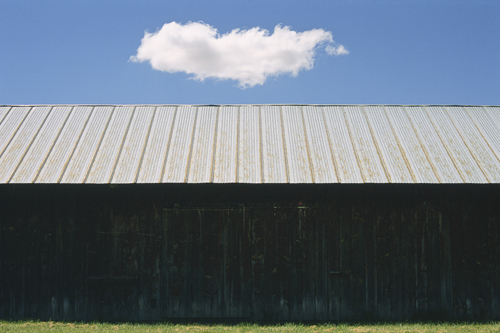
130;21;348;88
326;44;349;56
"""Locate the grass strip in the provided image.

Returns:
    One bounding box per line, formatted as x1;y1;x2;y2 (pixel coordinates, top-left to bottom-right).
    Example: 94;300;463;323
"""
0;321;499;333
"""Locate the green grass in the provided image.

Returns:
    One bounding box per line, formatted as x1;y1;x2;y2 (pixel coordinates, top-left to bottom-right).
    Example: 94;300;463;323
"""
0;321;499;333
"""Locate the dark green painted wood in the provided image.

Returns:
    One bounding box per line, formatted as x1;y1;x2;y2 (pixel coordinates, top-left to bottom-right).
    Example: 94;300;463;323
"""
325;194;341;321
338;189;353;320
363;190;377;320
0;184;499;321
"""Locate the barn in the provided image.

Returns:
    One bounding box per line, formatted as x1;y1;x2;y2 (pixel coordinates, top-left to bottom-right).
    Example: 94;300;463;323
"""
0;104;499;322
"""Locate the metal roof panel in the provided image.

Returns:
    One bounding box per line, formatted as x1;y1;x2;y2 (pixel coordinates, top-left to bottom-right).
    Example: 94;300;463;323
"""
213;106;238;183
10;106;72;183
187;106;218;183
343;106;387;183
86;106;135;183
322;106;363;183
112;106;155;183
137;106;176;183
404;106;462;183
0;107;11;127
0;106;51;183
364;106;413;183
0;106;31;160
162;106;197;183
237;105;261;183
60;106;114;183
36;106;94;183
302;106;337;183
261;106;288;183
464;107;500;166
1;105;499;184
481;106;500;159
426;106;487;183
446;106;500;183
384;106;438;183
282;105;313;183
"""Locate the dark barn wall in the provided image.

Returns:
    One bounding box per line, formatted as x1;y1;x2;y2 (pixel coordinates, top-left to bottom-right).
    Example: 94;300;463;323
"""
0;184;499;321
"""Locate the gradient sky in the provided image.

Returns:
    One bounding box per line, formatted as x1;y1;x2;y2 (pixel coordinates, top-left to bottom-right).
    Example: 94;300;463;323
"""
1;0;499;105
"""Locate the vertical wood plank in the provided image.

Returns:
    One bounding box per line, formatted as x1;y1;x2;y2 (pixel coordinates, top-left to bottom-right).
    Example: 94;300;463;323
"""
241;208;252;319
8;190;27;319
339;187;353;320
363;189;377;319
171;209;185;318
22;194;40;319
389;187;403;320
61;189;76;321
217;210;228;318
302;207;316;320
467;188;492;319
74;190;91;321
275;209;291;320
316;206;329;321
0;187;4;318
251;208;265;320
414;187;428;316
182;210;193;318
56;199;66;321
375;188;391;320
487;188;500;319
228;208;239;318
38;193;53;320
250;208;288;321
450;188;466;318
263;208;275;320
0;188;5;318
438;188;453;317
400;186;416;319
326;190;341;321
137;201;150;321
203;210;219;318
162;208;192;319
351;190;366;320
190;208;203;318
289;207;303;320
463;192;476;318
76;190;95;320
425;186;441;316
98;200;113;320
161;209;173;318
151;202;162;320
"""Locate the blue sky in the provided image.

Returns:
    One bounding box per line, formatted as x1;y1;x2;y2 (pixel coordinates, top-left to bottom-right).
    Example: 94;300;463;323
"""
1;0;499;105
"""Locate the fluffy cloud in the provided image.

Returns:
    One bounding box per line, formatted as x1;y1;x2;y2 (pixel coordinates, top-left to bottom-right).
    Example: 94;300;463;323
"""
326;44;349;56
130;22;348;88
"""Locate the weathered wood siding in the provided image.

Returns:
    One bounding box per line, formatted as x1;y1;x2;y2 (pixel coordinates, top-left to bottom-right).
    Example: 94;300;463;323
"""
0;184;499;321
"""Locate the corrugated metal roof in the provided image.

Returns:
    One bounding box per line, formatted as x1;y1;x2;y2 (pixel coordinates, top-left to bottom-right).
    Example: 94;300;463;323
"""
0;105;499;184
